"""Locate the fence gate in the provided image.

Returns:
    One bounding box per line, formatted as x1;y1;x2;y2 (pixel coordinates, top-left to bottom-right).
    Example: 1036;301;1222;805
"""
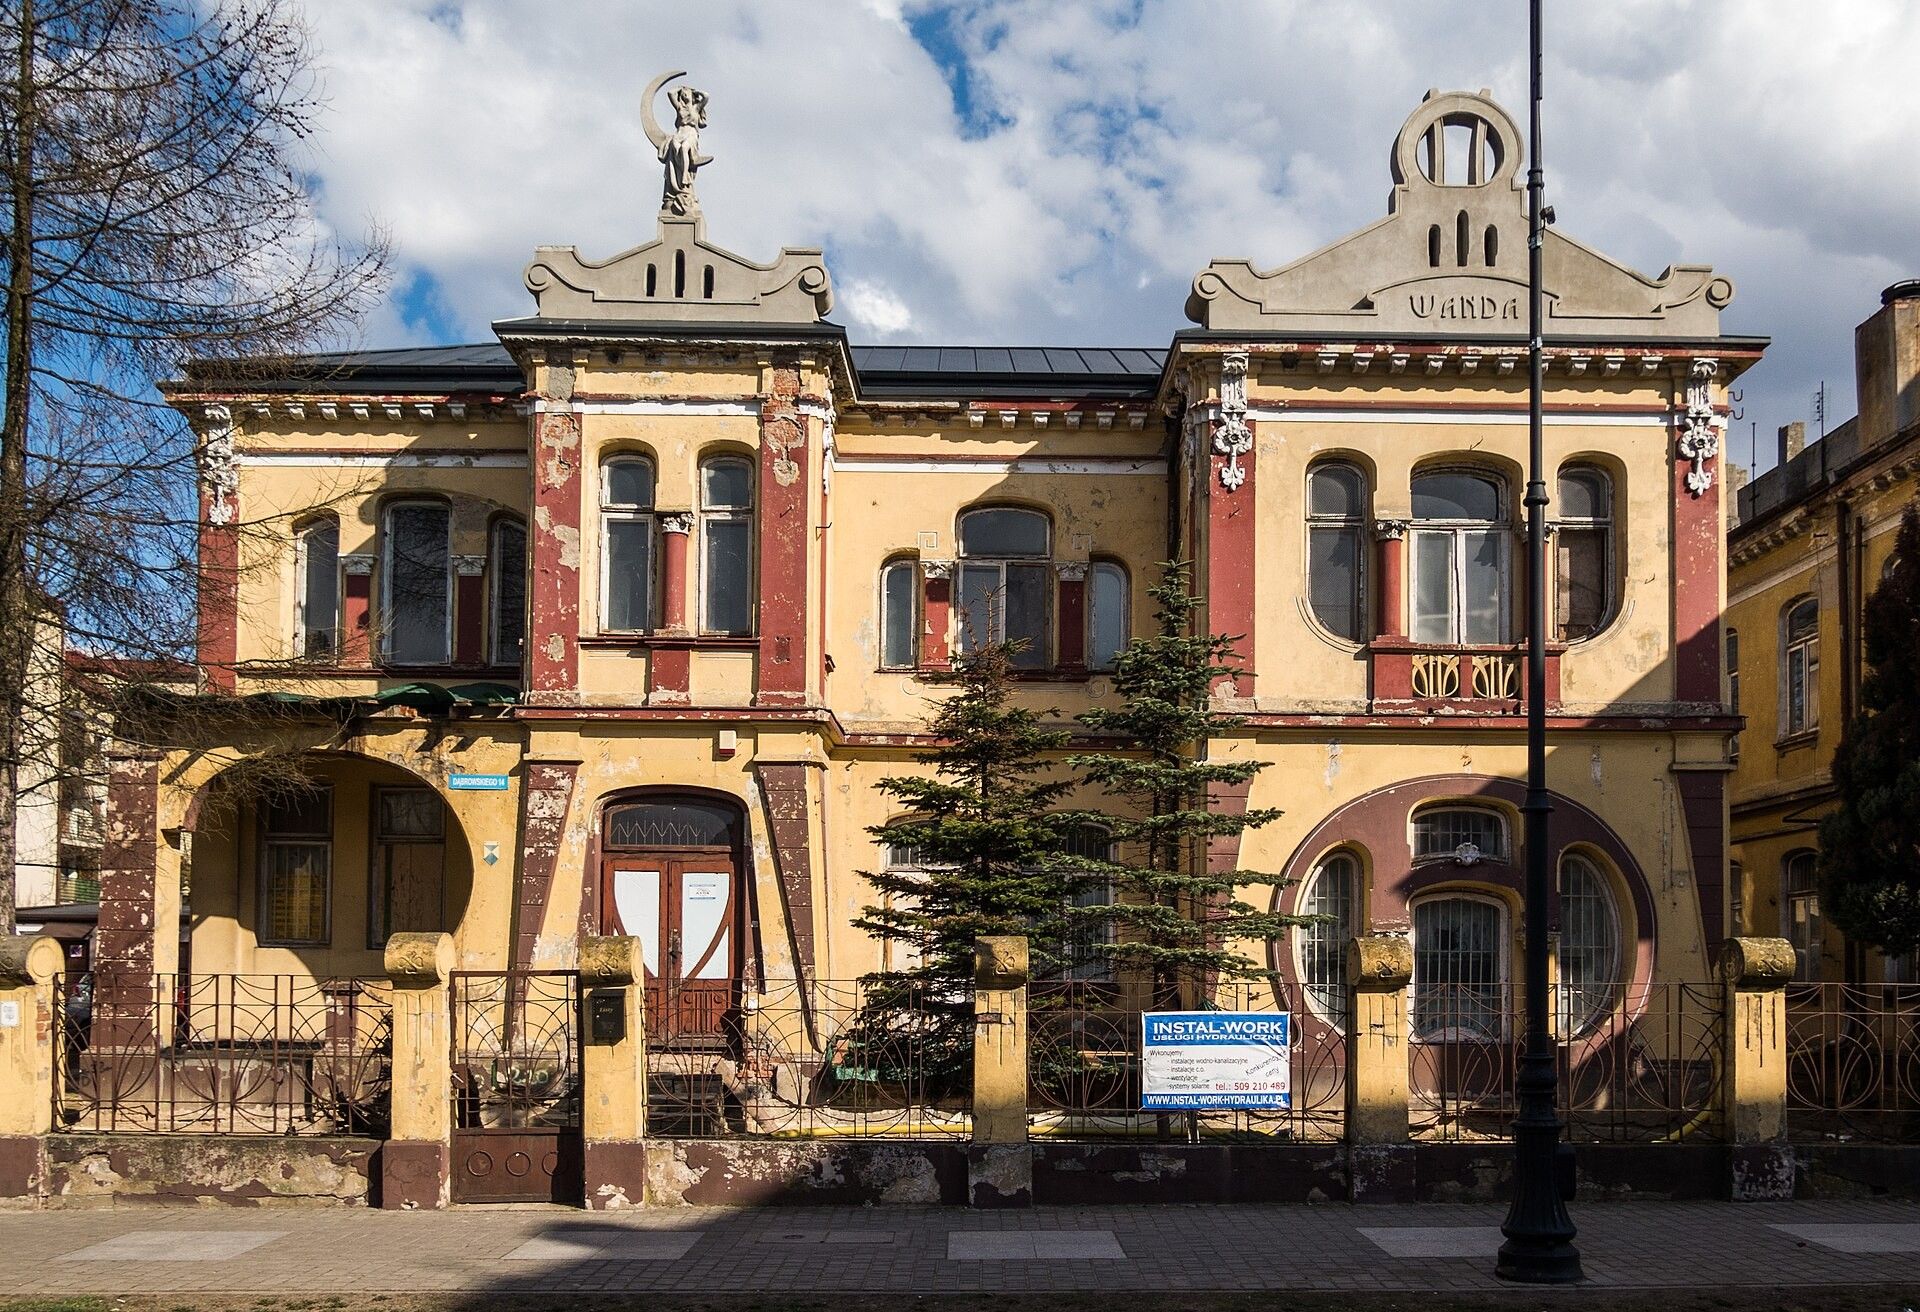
449;971;582;1204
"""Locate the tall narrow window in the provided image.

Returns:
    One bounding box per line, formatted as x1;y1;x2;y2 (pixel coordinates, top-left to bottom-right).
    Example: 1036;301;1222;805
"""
1087;561;1129;670
1783;598;1819;736
1557;853;1620;1035
1726;629;1741;714
1307;462;1367;640
700;456;754;635
601;456;656;632
1412;896;1506;1040
296;518;340;660
1059;824;1115;982
956;507;1051;669
1298;851;1358;1028
490;518;526;668
1410;470;1508;645
369;787;446;949
880;833;945;974
259;788;331;946
382;501;451;665
880;558;919;670
1783;850;1822;982
1555;466;1613;641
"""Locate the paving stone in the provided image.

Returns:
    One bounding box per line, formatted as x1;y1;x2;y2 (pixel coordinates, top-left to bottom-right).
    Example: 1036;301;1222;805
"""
1357;1226;1506;1258
58;1231;286;1263
503;1229;704;1262
1771;1223;1920;1253
948;1231;1127;1261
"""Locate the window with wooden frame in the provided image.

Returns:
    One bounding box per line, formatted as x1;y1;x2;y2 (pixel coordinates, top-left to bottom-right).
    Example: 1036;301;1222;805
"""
1554;465;1614;641
381;501;452;665
1782;597;1819;737
295;517;341;661
1087;561;1129;670
1783;849;1822;982
368;787;446;949
258;788;332;946
1297;850;1359;1029
1556;852;1620;1036
956;506;1051;668
489;517;526;668
1306;461;1368;641
879;557;919;670
1410;469;1509;644
601;455;657;633
699;455;754;635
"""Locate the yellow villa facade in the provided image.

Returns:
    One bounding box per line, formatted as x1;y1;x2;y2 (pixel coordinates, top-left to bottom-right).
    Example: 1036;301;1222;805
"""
93;86;1760;1122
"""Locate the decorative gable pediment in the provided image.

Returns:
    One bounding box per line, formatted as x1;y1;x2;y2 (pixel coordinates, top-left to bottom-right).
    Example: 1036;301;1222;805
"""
1187;89;1732;338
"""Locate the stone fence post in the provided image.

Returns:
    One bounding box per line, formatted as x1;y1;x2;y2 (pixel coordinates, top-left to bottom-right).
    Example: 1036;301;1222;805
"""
1720;935;1796;1201
969;934;1031;1208
1346;933;1415;1203
0;936;61;1201
382;932;455;1210
580;935;646;1209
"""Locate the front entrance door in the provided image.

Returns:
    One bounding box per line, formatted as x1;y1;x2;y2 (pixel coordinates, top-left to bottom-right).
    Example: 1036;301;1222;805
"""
603;850;739;1045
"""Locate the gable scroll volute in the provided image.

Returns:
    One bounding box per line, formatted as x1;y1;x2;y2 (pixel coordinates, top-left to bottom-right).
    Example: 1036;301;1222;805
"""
1185;89;1733;339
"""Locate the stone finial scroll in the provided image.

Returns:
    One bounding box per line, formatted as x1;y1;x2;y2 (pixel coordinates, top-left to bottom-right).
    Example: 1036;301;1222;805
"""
642;70;711;219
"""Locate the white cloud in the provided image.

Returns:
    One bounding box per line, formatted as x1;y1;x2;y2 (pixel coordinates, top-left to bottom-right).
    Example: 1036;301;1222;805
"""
299;0;1920;470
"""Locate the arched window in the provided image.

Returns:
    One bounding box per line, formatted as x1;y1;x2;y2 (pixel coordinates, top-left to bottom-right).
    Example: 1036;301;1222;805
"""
1484;224;1498;267
1555;466;1613;641
1087;561;1129;670
382;500;451;665
1412;895;1507;1040
1557;853;1620;1035
957;506;1051;669
1410;469;1508;644
489;518;526;668
1783;597;1819;736
295;517;340;661
1298;851;1358;1028
1411;804;1509;865
700;455;754;635
1783;850;1821;982
605;796;741;848
1058;823;1115;982
880;558;919;670
601;455;656;633
1307;461;1368;640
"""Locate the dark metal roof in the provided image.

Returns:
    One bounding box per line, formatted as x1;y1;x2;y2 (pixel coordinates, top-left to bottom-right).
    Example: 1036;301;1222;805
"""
182;343;523;394
1734;417;1865;532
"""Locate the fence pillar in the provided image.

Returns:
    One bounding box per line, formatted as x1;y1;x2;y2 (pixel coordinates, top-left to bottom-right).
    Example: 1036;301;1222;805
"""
0;936;61;1201
1720;935;1796;1201
1346;933;1415;1203
969;935;1031;1208
382;932;455;1210
580;935;646;1209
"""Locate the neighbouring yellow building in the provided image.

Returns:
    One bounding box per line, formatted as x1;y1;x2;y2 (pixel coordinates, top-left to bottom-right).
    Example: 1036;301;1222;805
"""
88;84;1763;1192
1726;284;1920;983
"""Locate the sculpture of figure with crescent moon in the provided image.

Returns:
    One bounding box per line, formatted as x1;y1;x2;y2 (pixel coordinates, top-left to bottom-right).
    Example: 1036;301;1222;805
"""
642;70;712;218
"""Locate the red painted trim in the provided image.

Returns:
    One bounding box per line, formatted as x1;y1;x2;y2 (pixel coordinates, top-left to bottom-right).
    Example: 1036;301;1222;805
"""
454;571;484;666
341;570;373;666
1236;712;1740;732
921;572;952;670
756;363;810;707
1056;576;1087;673
196;504;238;693
578;634;757;650
1207;423;1256;697
514;762;578;973
96;753;163;1048
1672;439;1722;704
1376;534;1404;640
660;523;690;632
753;762;820;986
1676;771;1727;958
649;645;690;704
529;410;583;697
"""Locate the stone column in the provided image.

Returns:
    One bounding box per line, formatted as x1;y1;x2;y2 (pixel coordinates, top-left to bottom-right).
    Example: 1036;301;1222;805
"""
0;936;61;1201
969;935;1031;1208
580;935;647;1210
754;360;810;706
1345;934;1415;1203
921;560;953;670
658;513;693;633
341;553;376;666
382;931;455;1210
1055;561;1087;673
453;554;487;666
1720;935;1795;1201
1374;520;1407;639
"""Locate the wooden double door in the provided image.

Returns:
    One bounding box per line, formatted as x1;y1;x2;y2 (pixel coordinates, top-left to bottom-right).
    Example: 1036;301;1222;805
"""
601;847;740;1044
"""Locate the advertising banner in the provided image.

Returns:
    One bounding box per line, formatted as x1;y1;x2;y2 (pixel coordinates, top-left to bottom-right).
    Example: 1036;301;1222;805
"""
1140;1011;1291;1110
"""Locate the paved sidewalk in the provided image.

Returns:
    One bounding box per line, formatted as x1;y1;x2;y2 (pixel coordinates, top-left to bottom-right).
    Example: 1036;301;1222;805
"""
2;1199;1919;1296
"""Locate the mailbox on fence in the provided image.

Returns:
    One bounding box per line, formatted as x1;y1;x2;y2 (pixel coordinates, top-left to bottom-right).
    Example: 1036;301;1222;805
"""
587;988;628;1045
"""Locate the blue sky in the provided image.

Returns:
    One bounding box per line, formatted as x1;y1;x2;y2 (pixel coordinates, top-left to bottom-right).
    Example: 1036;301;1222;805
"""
302;0;1920;476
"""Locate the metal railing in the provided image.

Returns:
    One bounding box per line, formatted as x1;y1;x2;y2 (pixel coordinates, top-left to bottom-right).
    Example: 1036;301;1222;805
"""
54;972;392;1135
645;978;972;1139
449;971;581;1134
1025;982;1346;1142
1785;983;1920;1142
1409;982;1722;1143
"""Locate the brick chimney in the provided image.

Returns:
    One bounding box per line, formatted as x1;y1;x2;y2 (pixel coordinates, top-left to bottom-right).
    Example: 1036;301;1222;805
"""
1855;279;1920;449
1777;421;1806;467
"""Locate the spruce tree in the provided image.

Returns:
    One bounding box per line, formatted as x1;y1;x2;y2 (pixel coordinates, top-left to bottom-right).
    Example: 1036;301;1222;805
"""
1066;561;1304;1008
1821;504;1920;957
854;640;1074;1075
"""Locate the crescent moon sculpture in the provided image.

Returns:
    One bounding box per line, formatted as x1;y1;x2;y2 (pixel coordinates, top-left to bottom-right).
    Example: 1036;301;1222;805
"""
642;69;711;219
640;69;685;153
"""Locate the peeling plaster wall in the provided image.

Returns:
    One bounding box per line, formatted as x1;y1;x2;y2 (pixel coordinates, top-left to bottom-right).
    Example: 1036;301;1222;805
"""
42;1134;377;1208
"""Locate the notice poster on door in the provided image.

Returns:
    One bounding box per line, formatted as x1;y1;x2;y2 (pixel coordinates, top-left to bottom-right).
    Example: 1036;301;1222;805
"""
1140;1012;1291;1110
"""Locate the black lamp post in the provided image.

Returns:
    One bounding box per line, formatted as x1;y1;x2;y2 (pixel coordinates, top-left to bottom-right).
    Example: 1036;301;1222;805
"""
1496;0;1584;1284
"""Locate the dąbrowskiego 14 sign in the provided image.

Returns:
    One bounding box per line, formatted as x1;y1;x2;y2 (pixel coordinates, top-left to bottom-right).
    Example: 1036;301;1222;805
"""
1140;1012;1291;1110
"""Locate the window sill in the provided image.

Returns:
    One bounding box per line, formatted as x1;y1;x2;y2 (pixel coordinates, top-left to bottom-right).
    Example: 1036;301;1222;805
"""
579;633;760;650
247;662;522;680
1774;729;1820;752
904;664;1096;683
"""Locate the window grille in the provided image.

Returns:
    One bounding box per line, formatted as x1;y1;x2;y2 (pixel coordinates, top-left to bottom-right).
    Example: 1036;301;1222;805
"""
1411;806;1508;864
1298;852;1357;1028
1556;853;1619;1035
1412;896;1505;1040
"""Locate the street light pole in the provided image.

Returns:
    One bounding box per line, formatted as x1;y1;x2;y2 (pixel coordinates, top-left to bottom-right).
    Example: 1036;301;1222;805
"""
1496;0;1584;1284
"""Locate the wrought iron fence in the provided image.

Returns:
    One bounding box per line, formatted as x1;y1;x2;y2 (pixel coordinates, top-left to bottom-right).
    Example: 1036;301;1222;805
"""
646;978;972;1138
54;972;392;1135
449;971;582;1134
1784;983;1920;1142
1408;981;1722;1143
1025;982;1346;1142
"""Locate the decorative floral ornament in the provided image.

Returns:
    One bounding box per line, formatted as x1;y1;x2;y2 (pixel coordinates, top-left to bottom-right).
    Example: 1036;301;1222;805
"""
1678;357;1721;496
